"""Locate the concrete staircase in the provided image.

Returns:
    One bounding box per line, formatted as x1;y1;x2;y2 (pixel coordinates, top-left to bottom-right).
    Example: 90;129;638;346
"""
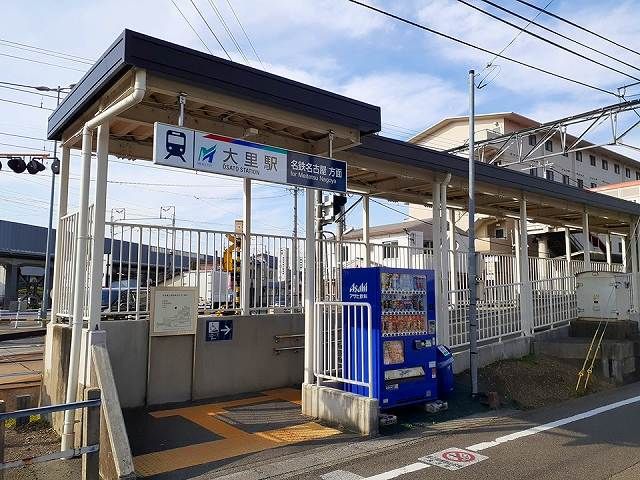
534;320;640;384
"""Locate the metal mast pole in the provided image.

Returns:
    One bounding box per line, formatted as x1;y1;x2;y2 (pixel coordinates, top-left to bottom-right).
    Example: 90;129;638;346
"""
40;87;61;321
467;70;479;397
292;187;298;304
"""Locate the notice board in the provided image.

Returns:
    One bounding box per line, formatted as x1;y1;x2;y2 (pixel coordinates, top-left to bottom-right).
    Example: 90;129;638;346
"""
149;286;198;336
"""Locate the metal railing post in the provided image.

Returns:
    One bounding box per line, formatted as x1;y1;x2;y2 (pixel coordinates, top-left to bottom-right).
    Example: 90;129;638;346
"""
0;400;4;480
241;179;252;314
82;388;100;480
367;305;373;398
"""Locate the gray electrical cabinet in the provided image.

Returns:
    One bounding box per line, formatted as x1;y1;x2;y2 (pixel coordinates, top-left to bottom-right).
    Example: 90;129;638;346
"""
576;271;632;321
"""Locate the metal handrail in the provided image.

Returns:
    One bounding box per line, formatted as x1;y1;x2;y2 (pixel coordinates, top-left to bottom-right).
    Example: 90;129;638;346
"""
0;399;100;421
274;346;304;354
274;333;304;342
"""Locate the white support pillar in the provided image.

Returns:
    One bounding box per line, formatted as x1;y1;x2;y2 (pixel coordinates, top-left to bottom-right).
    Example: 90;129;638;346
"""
432;182;445;344
448;209;457;303
303;188;316;386
88;123;109;331
62;127;93;450
583;209;592;270
519;195;533;336
622;235;628;272
439;182;450;346
241;179;251;314
564;226;572;291
631;220;640;312
538;236;549;279
514;219;522;285
362;194;370;267
605;233;612;266
50;146;71;322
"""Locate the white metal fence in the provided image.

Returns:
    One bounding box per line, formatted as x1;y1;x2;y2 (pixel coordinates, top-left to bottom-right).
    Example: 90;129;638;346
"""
446;254;622;348
53;215;627;337
53;211;80;320
314;301;373;397
102;223;243;317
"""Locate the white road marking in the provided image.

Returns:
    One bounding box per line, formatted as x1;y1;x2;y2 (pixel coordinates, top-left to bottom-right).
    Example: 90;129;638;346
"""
367;463;429;480
466;394;640;452
321;393;640;479
321;471;364;480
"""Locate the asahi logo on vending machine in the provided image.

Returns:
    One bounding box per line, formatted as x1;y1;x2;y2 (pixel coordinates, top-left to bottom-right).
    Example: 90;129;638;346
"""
349;282;368;300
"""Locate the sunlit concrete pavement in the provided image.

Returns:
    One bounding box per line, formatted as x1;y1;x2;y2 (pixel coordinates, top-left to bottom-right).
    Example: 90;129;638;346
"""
201;382;640;480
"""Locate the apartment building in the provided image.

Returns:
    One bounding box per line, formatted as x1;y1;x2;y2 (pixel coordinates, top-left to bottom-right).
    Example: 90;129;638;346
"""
410;112;640;190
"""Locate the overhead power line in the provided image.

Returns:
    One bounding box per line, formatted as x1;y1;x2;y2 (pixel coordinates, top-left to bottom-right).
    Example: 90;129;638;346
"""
0;38;94;63
456;0;640;82
188;0;233;60
0;52;86;73
479;0;640;76
345;0;619;97
482;0;554;71
206;0;250;65
225;0;265;69
169;0;214;55
0;84;59;99
0;97;53;111
0;39;93;66
514;0;640;58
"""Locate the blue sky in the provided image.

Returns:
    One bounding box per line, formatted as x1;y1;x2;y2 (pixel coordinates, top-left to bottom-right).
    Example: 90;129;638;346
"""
2;0;640;235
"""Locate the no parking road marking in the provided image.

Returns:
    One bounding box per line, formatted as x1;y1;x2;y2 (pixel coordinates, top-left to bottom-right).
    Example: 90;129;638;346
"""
420;447;488;471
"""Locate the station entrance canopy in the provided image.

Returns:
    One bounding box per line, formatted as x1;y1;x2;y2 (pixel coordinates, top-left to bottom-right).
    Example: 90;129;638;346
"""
47;30;640;233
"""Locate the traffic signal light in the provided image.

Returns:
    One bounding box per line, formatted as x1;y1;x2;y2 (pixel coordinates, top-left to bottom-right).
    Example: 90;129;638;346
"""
320;194;348;225
1;155;53;175
26;159;46;174
8;157;26;173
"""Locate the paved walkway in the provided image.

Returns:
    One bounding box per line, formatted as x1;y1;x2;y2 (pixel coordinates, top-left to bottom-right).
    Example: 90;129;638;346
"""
125;387;349;478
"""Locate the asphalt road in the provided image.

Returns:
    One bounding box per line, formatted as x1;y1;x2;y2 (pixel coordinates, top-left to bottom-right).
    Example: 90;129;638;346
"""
212;382;640;480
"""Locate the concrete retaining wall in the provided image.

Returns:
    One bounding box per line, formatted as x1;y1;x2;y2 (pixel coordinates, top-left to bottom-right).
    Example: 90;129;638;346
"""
452;326;571;374
100;314;304;407
102;320;148;408
40;323;72;432
192;314;303;400
302;383;378;436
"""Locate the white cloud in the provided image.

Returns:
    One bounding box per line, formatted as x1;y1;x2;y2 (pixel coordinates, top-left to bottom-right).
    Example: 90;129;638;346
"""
339;71;467;137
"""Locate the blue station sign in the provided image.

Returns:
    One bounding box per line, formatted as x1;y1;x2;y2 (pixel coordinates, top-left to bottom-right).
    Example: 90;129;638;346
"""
153;122;347;193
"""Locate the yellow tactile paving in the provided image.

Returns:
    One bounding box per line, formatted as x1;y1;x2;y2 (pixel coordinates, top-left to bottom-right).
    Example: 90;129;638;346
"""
255;421;341;443
134;436;278;477
133;387;340;477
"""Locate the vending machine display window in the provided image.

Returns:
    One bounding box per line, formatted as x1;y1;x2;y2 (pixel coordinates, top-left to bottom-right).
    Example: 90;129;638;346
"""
383;340;404;365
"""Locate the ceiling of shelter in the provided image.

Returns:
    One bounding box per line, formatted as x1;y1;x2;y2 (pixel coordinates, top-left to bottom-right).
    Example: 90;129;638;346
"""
341;153;632;235
60;70;360;161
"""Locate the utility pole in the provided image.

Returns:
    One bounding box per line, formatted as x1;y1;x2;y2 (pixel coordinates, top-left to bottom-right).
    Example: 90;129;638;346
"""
468;70;479;398
160;206;176;227
41;85;73;321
